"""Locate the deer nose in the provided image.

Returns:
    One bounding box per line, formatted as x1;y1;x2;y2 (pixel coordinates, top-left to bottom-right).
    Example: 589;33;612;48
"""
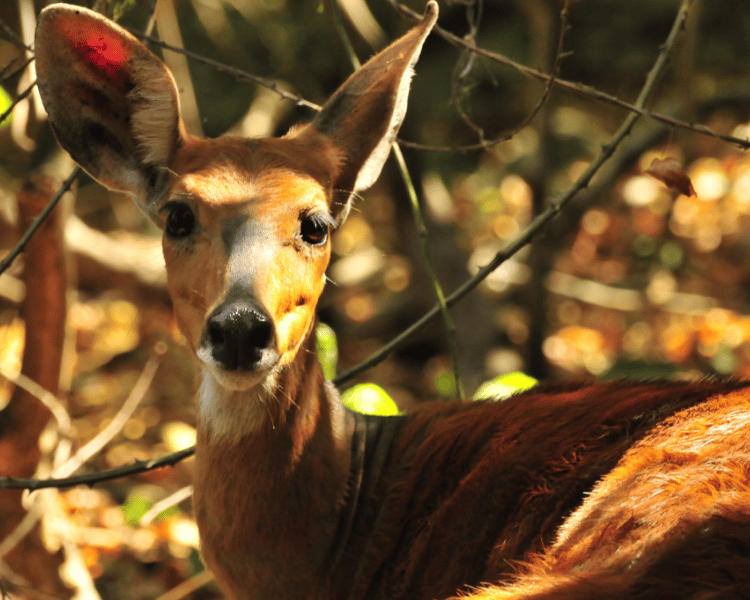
203;299;276;371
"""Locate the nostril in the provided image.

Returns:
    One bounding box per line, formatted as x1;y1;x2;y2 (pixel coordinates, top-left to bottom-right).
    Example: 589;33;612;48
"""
247;316;272;349
207;321;225;346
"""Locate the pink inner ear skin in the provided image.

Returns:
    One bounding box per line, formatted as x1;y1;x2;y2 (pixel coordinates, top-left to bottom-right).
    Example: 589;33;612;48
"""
76;32;127;80
55;18;129;82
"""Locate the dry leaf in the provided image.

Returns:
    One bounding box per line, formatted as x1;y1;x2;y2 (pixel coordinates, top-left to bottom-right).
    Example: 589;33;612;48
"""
645;157;696;197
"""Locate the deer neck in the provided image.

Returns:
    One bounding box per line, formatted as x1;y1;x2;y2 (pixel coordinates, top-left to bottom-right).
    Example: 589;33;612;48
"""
193;332;360;598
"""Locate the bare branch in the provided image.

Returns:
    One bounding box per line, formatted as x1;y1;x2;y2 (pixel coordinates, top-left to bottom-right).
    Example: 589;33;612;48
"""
51;354;161;480
0;167;80;277
154;570;214;600
0;80;35;127
123;28;322;111
0;447;194;491
0;371;73;440
0;19;31;50
140;485;193;526
0;55;33;85
118;1;750;154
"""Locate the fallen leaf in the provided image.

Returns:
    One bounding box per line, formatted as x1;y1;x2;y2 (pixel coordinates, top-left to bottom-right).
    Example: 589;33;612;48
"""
645;157;696;197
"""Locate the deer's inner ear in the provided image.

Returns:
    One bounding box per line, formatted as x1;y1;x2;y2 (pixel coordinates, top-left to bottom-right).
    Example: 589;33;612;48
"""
35;4;184;210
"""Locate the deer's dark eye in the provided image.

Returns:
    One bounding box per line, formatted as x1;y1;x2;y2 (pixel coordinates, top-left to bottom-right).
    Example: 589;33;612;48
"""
300;213;333;246
165;202;196;239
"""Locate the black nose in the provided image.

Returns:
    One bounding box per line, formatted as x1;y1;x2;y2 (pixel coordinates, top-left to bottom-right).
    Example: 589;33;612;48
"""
204;299;275;371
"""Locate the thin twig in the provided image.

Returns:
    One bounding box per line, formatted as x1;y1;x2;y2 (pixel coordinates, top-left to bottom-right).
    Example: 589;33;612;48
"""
0;55;33;85
508;2;569;140
0;371;73;440
121;2;750;153
330;0;463;396
0;498;42;560
0;167;80;277
393;143;463;398
123;28;321;111
0;447;195;491
153;570;214;600
0;80;35;127
435;0;571;156
140;485;193;525
0;19;31;50
0;356;165;490
51;354;161;480
449;0;486;140
326;0;361;70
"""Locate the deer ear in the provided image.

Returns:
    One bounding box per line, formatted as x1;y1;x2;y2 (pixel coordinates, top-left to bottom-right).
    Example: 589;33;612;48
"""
294;1;438;223
35;3;185;213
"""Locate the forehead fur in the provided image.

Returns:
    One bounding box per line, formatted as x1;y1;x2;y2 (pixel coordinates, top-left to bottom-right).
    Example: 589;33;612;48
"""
172;133;344;197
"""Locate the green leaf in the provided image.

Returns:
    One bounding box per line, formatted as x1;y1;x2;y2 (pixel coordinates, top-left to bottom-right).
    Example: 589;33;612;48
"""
0;86;12;128
316;322;338;380
473;372;538;401
341;383;399;416
122;487;179;525
659;240;684;270
122;495;152;526
434;370;456;398
188;548;207;576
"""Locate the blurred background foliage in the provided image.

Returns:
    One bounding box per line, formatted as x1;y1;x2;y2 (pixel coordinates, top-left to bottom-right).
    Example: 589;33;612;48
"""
1;0;750;597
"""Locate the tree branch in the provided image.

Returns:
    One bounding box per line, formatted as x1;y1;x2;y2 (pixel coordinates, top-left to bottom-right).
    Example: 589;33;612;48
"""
0;447;194;491
0;167;80;277
123;28;322;112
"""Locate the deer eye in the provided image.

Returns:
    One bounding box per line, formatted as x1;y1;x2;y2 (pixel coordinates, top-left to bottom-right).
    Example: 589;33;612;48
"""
300;213;333;246
164;202;196;239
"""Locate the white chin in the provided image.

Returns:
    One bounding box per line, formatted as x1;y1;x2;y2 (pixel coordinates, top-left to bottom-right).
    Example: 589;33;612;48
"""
204;364;271;391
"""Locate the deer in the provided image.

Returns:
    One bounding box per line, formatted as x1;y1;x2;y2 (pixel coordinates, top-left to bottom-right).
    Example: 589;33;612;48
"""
32;2;750;599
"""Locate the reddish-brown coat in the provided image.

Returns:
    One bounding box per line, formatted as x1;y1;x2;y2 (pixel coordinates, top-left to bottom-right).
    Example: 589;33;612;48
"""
327;380;750;599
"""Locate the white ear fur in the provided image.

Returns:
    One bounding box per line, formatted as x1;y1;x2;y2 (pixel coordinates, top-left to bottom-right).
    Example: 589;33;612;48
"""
351;9;436;193
131;60;183;168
